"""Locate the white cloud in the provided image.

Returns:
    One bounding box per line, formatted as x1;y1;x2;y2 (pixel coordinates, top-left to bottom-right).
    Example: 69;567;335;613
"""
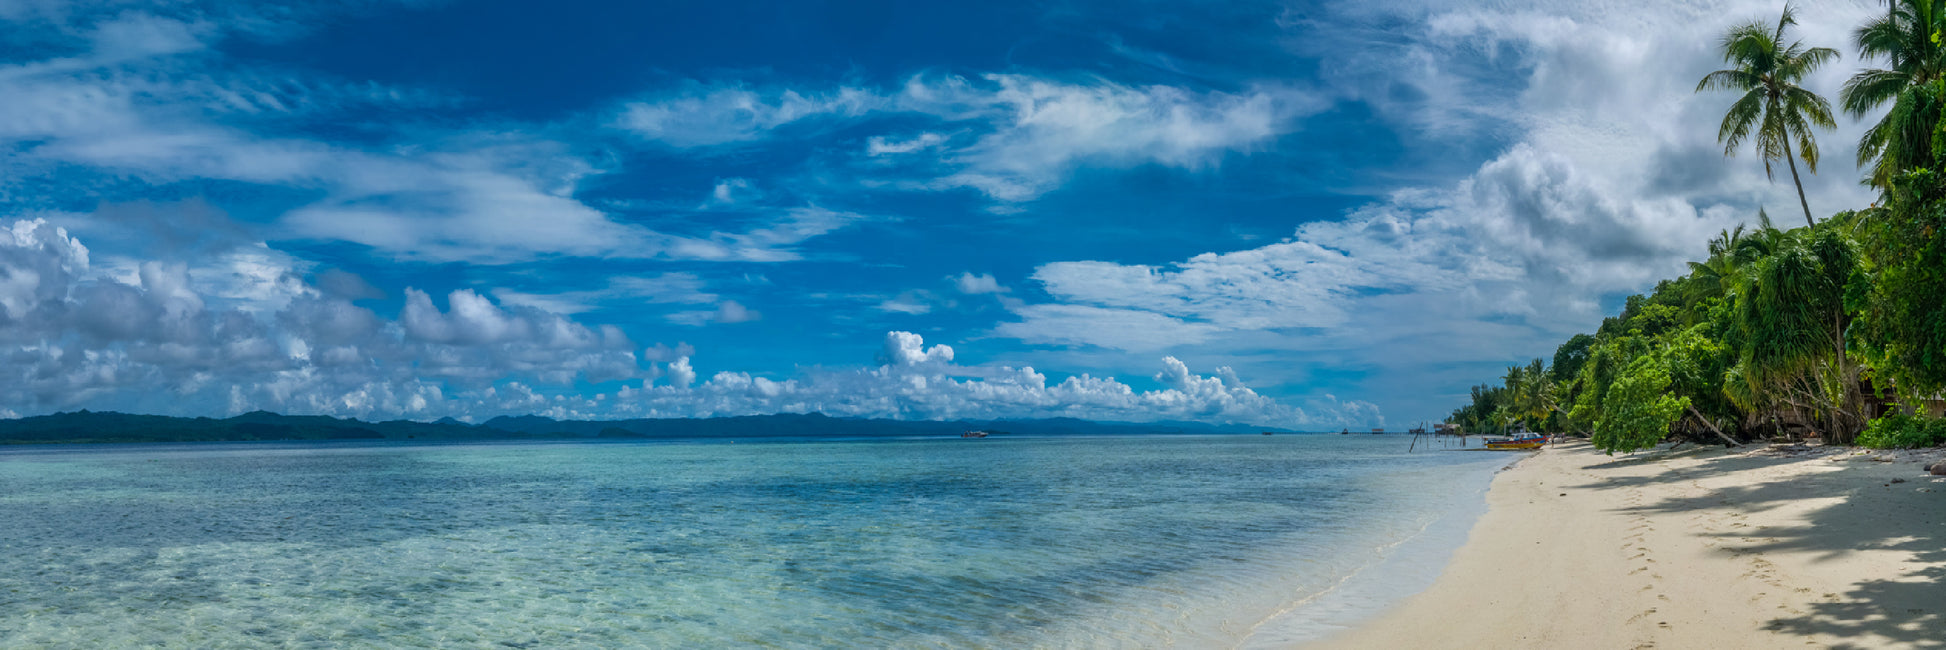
0;17;872;265
704;177;759;207
0;218;664;417
977;0;1895;422
996;304;1225;352
867;131;950;155
927;74;1320;201
667;300;762;326
0;221;1375;426
664;355;697;388
952;271;1007;295
612;74;1324;202
603;331;1374;427
880;330;954;365
491;273;718;315
616;84;883;147
874;295;933;315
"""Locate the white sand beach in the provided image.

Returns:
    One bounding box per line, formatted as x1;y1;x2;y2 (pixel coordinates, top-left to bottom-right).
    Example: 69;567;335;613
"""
1310;440;1946;649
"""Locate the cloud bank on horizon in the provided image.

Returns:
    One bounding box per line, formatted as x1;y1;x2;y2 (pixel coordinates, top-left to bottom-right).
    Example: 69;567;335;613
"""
0;0;1890;426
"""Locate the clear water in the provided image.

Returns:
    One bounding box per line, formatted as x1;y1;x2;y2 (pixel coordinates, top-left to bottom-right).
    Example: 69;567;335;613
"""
0;434;1509;648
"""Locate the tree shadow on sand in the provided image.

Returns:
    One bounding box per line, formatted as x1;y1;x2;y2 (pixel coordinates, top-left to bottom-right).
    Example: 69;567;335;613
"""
1575;448;1944;648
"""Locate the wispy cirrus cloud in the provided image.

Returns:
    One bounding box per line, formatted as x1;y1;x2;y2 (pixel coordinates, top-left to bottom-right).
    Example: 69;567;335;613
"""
0;10;878;266
613;73;1325;202
491;273;718;316
616;83;884;147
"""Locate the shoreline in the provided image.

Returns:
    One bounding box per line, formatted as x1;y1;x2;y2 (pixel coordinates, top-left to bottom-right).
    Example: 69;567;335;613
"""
1239;450;1514;647
1305;440;1945;649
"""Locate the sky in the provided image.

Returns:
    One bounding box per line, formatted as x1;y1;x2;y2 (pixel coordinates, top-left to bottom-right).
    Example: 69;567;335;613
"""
0;0;1892;427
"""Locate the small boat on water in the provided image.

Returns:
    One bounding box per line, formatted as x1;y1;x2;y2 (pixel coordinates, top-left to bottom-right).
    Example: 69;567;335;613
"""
1340;428;1350;435
1261;431;1274;436
1371;428;1384;434
960;430;991;438
1484;432;1547;450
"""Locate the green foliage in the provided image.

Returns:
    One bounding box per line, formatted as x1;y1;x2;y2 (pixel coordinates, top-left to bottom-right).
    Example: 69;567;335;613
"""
1446;5;1946;449
1447;383;1508;433
1625;303;1683;338
1552;334;1597;383
1592;357;1692;455
1857;168;1946;397
1661;325;1737;422
1728;223;1870;442
1842;0;1946;188
1856;411;1946;449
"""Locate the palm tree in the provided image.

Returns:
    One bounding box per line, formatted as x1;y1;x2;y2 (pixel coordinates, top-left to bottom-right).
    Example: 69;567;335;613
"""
1698;2;1840;227
1687;208;1776;305
1500;359;1556;431
1840;0;1946;188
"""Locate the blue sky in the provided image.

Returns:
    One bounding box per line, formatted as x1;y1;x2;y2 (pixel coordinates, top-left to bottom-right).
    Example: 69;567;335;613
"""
0;0;1889;426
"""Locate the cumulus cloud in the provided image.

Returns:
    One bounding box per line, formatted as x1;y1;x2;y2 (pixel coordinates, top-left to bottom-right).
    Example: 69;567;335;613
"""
0;221;1373;426
880;330;954;365
0;219;663;418
1001;141;1731;348
603;331;1375;427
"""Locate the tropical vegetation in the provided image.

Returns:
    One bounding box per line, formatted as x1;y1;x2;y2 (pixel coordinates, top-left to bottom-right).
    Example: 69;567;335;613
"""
1447;1;1946;454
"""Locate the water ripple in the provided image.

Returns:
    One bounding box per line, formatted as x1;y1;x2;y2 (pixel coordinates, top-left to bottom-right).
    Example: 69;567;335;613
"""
0;436;1505;648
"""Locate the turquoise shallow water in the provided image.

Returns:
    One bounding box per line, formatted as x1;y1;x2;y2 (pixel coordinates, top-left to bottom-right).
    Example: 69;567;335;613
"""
0;434;1509;648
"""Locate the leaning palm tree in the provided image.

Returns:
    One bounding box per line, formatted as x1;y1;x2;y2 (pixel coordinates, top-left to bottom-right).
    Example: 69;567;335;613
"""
1697;3;1840;227
1840;0;1946;188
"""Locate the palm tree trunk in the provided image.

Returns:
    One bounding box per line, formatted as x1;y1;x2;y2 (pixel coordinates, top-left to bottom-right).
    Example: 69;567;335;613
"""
1686;403;1740;447
1781;137;1815;227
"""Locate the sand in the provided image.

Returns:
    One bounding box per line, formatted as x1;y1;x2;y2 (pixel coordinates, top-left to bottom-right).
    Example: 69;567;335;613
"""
1307;439;1946;649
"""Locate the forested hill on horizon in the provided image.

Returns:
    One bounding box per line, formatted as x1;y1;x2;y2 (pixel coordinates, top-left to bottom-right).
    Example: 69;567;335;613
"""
0;411;1296;445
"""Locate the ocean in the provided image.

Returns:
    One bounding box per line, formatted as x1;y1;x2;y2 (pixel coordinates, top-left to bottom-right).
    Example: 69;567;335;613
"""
0;433;1510;648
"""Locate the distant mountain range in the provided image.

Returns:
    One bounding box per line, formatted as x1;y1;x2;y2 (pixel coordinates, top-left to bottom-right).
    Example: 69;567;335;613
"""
0;410;1299;445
